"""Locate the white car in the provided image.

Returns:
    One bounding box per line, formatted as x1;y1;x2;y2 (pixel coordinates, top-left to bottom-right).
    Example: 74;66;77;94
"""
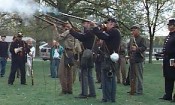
39;43;51;61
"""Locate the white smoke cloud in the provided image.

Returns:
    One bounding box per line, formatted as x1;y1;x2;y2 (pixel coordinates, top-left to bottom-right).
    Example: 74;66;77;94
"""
0;0;39;18
0;0;58;19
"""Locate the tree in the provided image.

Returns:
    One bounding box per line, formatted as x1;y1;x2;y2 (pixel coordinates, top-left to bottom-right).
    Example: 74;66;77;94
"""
37;0;140;36
140;0;174;63
2;0;173;58
0;13;24;35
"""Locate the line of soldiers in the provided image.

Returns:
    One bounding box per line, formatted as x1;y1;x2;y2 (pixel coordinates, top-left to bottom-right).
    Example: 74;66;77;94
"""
2;18;175;103
1;17;147;103
55;18;120;102
55;17;148;103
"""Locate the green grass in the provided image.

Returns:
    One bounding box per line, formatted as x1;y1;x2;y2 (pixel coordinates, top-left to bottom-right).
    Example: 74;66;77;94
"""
0;61;174;105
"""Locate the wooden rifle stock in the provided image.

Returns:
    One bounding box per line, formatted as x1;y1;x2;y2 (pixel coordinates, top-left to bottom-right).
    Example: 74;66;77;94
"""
130;65;136;95
129;37;137;95
132;37;144;58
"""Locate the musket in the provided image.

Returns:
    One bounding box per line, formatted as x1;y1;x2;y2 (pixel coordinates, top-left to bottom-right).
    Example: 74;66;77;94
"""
46;14;81;32
31;52;34;85
58;12;131;31
132;37;144;58
129;37;142;95
130;65;136;95
58;12;98;24
34;15;64;39
44;14;67;24
34;15;62;28
47;14;81;32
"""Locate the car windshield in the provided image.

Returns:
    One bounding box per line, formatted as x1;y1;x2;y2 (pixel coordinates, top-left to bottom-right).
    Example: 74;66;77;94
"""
41;49;46;52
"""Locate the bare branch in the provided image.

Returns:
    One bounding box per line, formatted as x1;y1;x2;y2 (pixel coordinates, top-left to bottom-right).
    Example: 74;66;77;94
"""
83;0;118;11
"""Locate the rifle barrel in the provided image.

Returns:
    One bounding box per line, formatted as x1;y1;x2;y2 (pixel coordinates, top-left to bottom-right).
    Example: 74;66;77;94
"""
45;14;66;24
34;15;63;28
58;12;97;23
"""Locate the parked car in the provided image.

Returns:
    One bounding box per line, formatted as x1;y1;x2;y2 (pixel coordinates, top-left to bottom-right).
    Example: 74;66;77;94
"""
40;47;51;61
39;43;51;61
39;42;51;61
154;52;163;60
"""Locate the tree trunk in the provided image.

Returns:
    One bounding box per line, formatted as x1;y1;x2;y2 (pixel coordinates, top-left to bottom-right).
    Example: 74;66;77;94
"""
149;36;154;63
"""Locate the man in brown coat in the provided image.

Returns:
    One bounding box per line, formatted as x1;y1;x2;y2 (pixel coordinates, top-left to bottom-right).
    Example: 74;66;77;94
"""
58;23;76;94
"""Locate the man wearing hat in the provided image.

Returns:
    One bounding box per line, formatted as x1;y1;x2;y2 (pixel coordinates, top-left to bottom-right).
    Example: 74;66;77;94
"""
159;19;175;102
91;18;121;102
8;32;30;85
0;35;9;77
66;20;96;98
127;24;147;95
58;23;80;95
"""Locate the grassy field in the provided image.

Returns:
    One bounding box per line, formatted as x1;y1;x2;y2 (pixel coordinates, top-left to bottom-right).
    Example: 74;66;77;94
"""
0;60;174;105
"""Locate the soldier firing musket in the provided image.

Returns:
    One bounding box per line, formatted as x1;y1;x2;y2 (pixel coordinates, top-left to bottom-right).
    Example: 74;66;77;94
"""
58;22;79;95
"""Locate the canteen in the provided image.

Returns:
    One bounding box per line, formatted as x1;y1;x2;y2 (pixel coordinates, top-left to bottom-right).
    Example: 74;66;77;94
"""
110;52;119;62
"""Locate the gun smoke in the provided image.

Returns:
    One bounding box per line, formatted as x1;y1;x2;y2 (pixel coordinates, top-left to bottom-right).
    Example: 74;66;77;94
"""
0;0;58;19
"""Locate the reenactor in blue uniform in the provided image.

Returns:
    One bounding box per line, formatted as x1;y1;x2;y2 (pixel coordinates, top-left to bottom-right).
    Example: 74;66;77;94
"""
159;19;175;102
67;20;96;98
92;18;121;102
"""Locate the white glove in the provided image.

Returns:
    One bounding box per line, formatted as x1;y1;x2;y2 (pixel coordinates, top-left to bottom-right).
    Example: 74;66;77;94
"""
14;47;23;54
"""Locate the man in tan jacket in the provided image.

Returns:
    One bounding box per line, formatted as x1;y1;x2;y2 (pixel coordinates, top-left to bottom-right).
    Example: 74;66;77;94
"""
58;23;80;94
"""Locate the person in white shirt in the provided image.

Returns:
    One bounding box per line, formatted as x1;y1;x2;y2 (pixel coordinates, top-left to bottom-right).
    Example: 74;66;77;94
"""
26;39;35;76
50;40;63;78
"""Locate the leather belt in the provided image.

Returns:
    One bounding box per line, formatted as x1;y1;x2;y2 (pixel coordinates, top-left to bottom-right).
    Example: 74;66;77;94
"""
65;48;73;51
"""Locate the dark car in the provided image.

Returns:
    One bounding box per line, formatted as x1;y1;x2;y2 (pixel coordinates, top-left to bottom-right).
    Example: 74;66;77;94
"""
154;52;163;60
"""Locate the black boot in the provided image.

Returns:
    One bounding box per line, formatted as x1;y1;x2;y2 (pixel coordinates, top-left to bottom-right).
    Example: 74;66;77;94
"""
172;94;175;102
159;94;172;101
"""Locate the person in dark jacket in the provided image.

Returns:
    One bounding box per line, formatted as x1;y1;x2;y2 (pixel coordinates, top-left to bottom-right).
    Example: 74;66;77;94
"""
92;18;121;102
0;35;9;77
67;20;96;98
8;33;30;85
159;19;175;102
127;25;147;95
93;39;103;83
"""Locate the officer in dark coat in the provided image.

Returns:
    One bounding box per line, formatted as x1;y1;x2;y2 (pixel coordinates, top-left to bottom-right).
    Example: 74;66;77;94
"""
92;18;121;102
8;33;30;85
160;19;175;102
